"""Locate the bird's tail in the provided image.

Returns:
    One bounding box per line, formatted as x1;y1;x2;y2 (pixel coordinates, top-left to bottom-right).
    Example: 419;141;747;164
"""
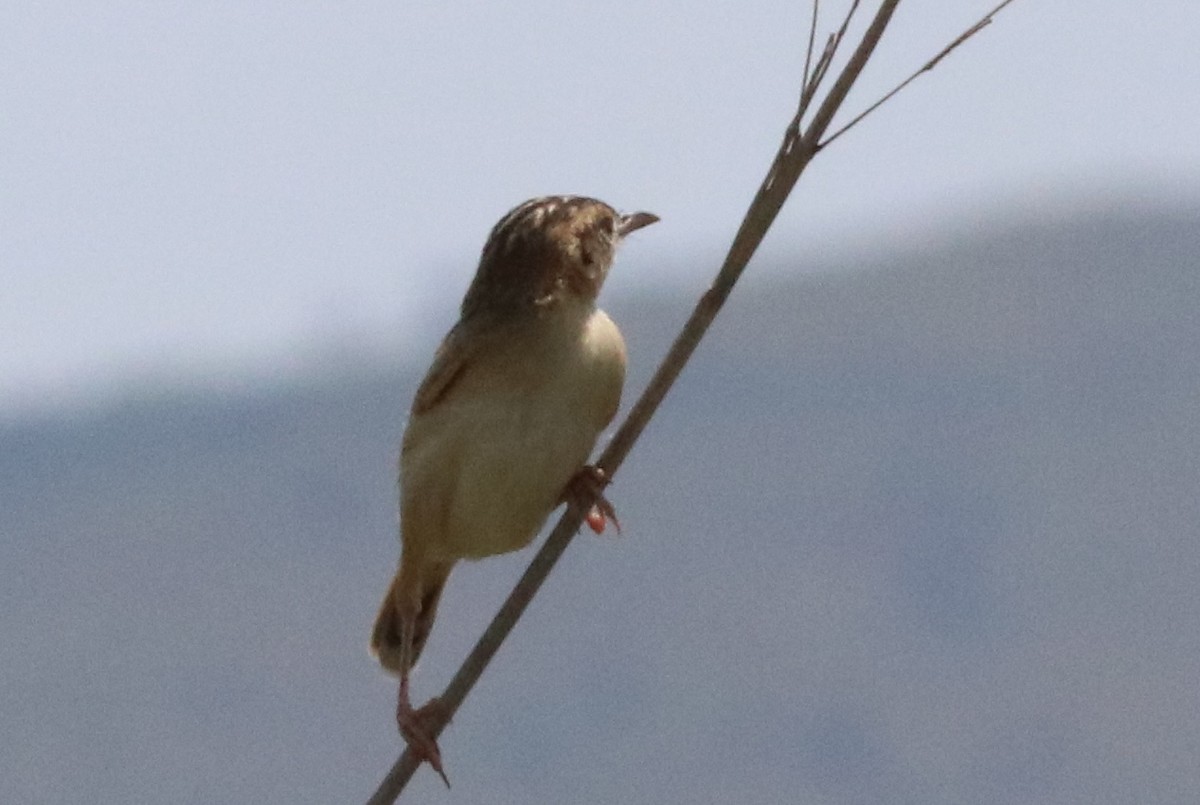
369;562;453;674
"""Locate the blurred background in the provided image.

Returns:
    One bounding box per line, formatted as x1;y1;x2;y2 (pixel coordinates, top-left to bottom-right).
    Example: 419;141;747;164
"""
3;1;1199;803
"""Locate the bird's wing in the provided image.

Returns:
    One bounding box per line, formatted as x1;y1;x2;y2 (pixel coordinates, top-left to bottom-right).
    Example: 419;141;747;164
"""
411;320;482;415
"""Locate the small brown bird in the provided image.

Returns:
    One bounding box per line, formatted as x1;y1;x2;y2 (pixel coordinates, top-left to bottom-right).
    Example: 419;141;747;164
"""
369;195;658;785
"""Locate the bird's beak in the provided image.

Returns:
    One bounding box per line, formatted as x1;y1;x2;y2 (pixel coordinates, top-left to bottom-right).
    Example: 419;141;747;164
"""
616;211;659;238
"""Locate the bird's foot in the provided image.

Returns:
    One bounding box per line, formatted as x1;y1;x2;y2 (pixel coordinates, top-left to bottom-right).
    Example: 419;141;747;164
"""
397;694;451;788
564;465;621;535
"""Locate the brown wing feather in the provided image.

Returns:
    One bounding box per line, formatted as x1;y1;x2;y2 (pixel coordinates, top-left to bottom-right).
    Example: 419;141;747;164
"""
410;322;476;415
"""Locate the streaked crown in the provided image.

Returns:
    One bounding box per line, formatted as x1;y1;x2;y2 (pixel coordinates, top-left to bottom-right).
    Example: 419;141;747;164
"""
461;196;657;319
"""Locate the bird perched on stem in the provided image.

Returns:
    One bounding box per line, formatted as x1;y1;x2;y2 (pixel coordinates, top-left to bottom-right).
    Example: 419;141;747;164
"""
369;195;658;786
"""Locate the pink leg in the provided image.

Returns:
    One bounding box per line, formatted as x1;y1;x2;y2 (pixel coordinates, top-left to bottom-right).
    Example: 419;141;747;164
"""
396;616;451;788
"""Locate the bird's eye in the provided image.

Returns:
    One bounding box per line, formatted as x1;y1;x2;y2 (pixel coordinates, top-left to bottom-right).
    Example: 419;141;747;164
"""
598;216;615;236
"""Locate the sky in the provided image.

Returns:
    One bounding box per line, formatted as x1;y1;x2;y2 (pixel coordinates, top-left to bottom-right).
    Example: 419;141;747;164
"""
2;0;1198;415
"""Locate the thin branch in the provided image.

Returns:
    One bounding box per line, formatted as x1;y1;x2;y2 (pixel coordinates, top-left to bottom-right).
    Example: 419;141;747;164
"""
364;0;1020;799
820;0;1019;148
832;0;864;57
800;0;862;116
823;0;864;88
801;0;820;100
800;33;837;119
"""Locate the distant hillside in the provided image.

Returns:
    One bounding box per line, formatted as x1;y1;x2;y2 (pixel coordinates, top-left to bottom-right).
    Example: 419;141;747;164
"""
3;205;1199;804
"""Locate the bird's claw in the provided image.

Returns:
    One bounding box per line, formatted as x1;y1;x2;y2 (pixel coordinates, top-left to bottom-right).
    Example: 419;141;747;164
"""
564;465;621;535
397;695;451;788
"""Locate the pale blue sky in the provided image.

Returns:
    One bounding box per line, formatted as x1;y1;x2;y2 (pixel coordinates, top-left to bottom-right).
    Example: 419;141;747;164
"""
2;1;1197;413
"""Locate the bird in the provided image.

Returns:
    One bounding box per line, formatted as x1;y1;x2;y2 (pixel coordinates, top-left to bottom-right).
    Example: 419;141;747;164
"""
369;195;658;786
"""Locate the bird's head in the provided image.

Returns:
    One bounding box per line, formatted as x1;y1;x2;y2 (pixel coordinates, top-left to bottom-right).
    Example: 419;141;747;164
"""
462;196;658;318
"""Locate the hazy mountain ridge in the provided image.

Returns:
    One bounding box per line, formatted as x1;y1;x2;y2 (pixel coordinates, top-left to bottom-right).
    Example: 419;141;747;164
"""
3;205;1198;803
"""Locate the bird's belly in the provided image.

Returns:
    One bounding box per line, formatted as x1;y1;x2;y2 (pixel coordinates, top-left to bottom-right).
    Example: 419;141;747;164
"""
402;395;596;561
